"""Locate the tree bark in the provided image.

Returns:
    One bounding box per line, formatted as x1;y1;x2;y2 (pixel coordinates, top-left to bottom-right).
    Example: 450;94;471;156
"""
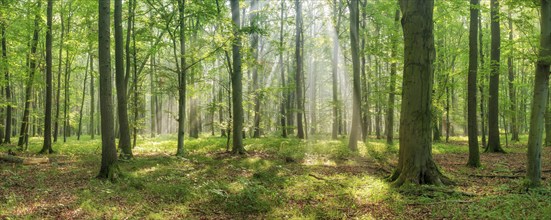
115;0;133;159
278;0;287;138
150;39;156;138
479;14;487;148
131;4;138;149
526;0;551;187
487;0;505;153
90;54;95;139
40;0;54;154
63;3;73;142
230;0;245;154
18;1;41;148
2;0;12;144
385;10;400;145
97;0;119;180
250;0;261;138
390;0;449;187
545;90;551;146
507;13;519;142
176;0;187;157
359;1;367;141
467;0;481;167
294;0;305;139
77;54;90;140
331;0;342;140
54;4;64;143
348;0;361;151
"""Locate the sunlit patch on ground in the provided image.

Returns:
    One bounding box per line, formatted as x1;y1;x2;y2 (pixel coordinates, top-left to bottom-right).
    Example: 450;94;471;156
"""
1;135;550;219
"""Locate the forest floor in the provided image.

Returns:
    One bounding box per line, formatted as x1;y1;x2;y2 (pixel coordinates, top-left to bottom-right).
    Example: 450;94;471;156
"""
1;135;550;219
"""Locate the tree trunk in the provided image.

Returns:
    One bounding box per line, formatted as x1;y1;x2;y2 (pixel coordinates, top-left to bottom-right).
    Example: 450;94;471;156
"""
97;0;119;180
250;0;261;138
526;0;551;187
386;9;399;145
331;0;342;140
467;0;481;167
63;3;72;142
90;54;95;139
279;0;287;138
2;1;12;144
360;1;368;142
295;0;305;139
286;53;295;136
54;5;64;143
131;4;139;149
150;41;156;138
176;0;187;157
40;0;54;154
507;13;519;142
478;14;487;148
487;0;505;153
348;0;361;151
115;0;133;158
230;0;244;154
390;0;449;187
545;90;551;146
77;54;90;140
18;1;40;148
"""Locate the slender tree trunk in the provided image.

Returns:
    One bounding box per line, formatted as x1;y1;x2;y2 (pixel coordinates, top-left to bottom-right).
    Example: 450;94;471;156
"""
279;0;287;138
467;0;481;167
150;41;156;138
90;54;95;139
507;13;519;142
77;54;90;140
294;0;305;139
230;0;244;154
18;1;40;148
546;90;551;146
375;54;382;139
286;53;295;136
97;0;119;180
132;4;138;148
386;9;400;145
360;0;368;141
2;1;12;144
115;0;132;158
176;0;187;156
53;6;64;143
479;14;487;148
250;0;261;138
331;0;342;140
390;0;449;187
63;4;72;142
40;0;54;154
487;0;505;153
526;0;551;187
347;0;361;150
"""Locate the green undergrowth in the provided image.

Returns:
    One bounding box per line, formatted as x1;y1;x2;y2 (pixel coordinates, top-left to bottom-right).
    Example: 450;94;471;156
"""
1;134;550;219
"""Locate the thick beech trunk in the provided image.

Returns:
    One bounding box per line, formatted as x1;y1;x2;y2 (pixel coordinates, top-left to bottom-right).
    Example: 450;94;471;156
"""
97;0;119;180
526;0;551;187
390;0;449;187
